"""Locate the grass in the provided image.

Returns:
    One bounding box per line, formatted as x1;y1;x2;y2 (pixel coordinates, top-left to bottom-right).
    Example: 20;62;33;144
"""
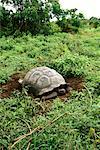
0;27;100;149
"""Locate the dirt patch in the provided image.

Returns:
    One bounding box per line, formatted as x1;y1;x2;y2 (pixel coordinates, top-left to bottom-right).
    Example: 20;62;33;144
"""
0;73;22;99
0;74;84;99
67;77;84;92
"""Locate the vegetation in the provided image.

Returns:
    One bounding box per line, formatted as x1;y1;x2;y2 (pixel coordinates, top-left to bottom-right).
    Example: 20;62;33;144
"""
56;8;84;33
0;0;100;149
1;0;100;37
89;17;100;28
0;26;100;149
0;0;87;37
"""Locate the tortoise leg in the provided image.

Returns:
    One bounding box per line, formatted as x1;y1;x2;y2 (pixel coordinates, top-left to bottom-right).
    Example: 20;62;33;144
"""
41;92;58;100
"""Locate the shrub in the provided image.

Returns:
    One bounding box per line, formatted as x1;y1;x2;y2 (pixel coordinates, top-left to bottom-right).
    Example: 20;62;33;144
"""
49;52;90;77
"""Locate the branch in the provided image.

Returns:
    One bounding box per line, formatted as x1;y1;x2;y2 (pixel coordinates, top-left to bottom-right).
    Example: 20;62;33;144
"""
10;112;71;149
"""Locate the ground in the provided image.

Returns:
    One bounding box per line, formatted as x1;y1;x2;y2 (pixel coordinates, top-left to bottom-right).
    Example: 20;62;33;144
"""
0;27;100;149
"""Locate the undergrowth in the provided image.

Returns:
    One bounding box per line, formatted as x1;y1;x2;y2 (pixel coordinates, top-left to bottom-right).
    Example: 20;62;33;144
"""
0;28;100;149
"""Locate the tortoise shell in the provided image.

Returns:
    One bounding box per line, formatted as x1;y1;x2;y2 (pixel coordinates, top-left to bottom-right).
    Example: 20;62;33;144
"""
22;66;66;96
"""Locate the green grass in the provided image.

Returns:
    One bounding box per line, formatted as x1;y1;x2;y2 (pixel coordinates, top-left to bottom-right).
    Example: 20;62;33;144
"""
0;28;100;149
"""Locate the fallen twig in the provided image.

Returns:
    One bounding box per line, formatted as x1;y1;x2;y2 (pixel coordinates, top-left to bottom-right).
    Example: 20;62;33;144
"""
10;112;71;149
25;138;32;150
10;127;41;149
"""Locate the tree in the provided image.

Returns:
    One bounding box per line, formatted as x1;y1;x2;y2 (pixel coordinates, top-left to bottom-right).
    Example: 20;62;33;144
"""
0;6;11;37
56;8;84;33
0;0;54;35
0;0;85;36
89;17;100;28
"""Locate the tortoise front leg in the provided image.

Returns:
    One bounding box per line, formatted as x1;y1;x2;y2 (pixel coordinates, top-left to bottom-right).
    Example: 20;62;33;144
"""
41;92;58;100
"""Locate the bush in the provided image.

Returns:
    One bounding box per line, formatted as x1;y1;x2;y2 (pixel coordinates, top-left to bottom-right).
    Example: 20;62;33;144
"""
89;17;100;28
49;52;90;77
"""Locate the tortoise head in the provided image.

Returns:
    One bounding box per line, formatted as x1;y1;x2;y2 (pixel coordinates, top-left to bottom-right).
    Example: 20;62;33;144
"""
58;83;72;95
58;88;66;95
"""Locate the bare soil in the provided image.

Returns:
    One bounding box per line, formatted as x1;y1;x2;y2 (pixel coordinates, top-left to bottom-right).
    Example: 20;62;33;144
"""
0;73;22;99
0;73;84;99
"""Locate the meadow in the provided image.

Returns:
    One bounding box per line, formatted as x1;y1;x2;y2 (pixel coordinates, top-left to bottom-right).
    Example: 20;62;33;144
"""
0;27;100;149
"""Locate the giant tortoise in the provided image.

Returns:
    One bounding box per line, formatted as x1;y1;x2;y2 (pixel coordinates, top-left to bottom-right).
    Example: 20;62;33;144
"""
19;66;70;100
